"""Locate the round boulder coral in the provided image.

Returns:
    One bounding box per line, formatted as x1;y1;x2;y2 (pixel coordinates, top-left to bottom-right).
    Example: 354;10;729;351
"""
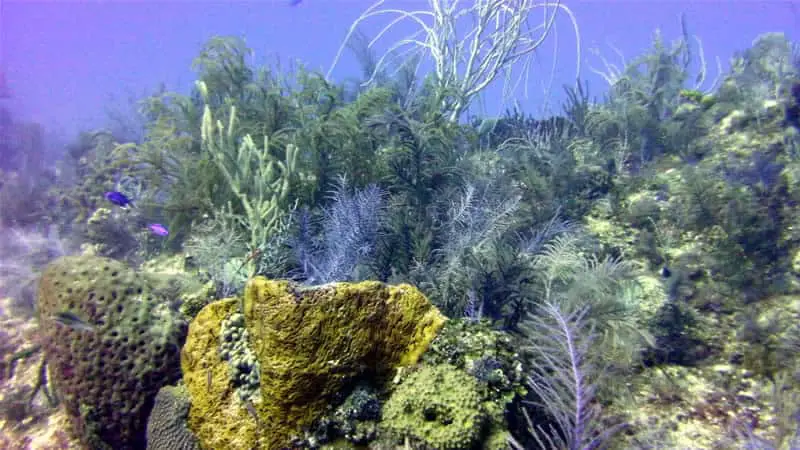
37;255;188;449
381;364;488;449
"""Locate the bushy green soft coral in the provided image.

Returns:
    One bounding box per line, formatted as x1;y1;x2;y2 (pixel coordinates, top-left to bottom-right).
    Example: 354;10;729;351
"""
679;89;716;108
586;198;639;257
199;83;298;280
37;255;188;449
380;364;488;450
624;191;664;230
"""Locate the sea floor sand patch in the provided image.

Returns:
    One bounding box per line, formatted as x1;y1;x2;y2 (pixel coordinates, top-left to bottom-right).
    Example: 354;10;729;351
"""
0;295;82;449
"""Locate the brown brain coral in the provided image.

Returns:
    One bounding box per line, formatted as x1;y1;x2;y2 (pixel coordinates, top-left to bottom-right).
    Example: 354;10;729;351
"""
146;384;200;450
37;255;188;449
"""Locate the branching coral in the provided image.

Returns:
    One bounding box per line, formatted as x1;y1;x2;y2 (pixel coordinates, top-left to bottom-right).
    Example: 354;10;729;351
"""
199;80;298;280
407;180;521;315
329;0;581;121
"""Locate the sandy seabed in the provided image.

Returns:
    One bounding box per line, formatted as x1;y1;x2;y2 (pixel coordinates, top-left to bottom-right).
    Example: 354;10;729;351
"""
0;296;82;450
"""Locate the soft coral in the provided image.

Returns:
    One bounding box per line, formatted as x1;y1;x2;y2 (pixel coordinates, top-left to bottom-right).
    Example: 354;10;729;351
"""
786;80;800;129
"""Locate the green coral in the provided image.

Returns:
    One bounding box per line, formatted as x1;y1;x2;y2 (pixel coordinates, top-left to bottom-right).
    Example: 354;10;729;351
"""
679;89;715;108
37;255;188;449
198;81;298;280
380;364;488;450
423;319;525;399
418;320;527;449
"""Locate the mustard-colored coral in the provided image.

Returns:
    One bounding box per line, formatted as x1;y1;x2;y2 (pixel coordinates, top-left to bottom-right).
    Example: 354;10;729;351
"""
182;278;446;449
181;298;260;450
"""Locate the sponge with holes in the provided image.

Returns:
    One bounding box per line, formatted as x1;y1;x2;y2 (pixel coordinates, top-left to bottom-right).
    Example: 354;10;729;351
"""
37;255;188;449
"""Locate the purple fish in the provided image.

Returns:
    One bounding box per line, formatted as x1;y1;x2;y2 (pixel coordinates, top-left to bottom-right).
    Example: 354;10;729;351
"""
104;191;133;208
148;223;169;237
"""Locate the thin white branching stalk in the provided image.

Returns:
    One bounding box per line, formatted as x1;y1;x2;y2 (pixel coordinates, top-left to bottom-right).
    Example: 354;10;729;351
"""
328;0;581;122
691;35;723;93
588;43;626;87
693;35;708;89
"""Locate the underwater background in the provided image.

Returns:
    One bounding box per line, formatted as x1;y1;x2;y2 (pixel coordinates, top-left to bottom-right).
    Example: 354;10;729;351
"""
1;1;800;449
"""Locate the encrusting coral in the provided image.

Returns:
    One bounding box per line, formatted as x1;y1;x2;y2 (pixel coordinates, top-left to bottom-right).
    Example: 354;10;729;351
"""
381;364;488;450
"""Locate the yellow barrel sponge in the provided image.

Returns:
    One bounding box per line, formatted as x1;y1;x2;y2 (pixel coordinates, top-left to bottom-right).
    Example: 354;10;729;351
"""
181;278;445;449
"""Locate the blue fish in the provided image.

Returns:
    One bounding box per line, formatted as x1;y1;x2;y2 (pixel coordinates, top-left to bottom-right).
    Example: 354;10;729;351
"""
148;223;169;237
104;191;134;208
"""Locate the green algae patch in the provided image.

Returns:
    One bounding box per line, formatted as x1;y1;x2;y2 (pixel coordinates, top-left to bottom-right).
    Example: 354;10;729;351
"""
183;278;446;449
381;364;488;450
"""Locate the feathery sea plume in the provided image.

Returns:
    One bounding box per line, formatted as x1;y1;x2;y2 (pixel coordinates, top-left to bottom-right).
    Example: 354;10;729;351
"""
292;175;386;285
514;301;626;450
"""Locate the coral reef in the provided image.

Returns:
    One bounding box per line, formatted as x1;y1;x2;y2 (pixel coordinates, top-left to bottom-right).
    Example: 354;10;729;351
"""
145;384;200;450
589;35;800;448
3;22;800;450
380;364;491;450
84;207;141;261
181;277;446;449
36;255;189;449
423;319;525;394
